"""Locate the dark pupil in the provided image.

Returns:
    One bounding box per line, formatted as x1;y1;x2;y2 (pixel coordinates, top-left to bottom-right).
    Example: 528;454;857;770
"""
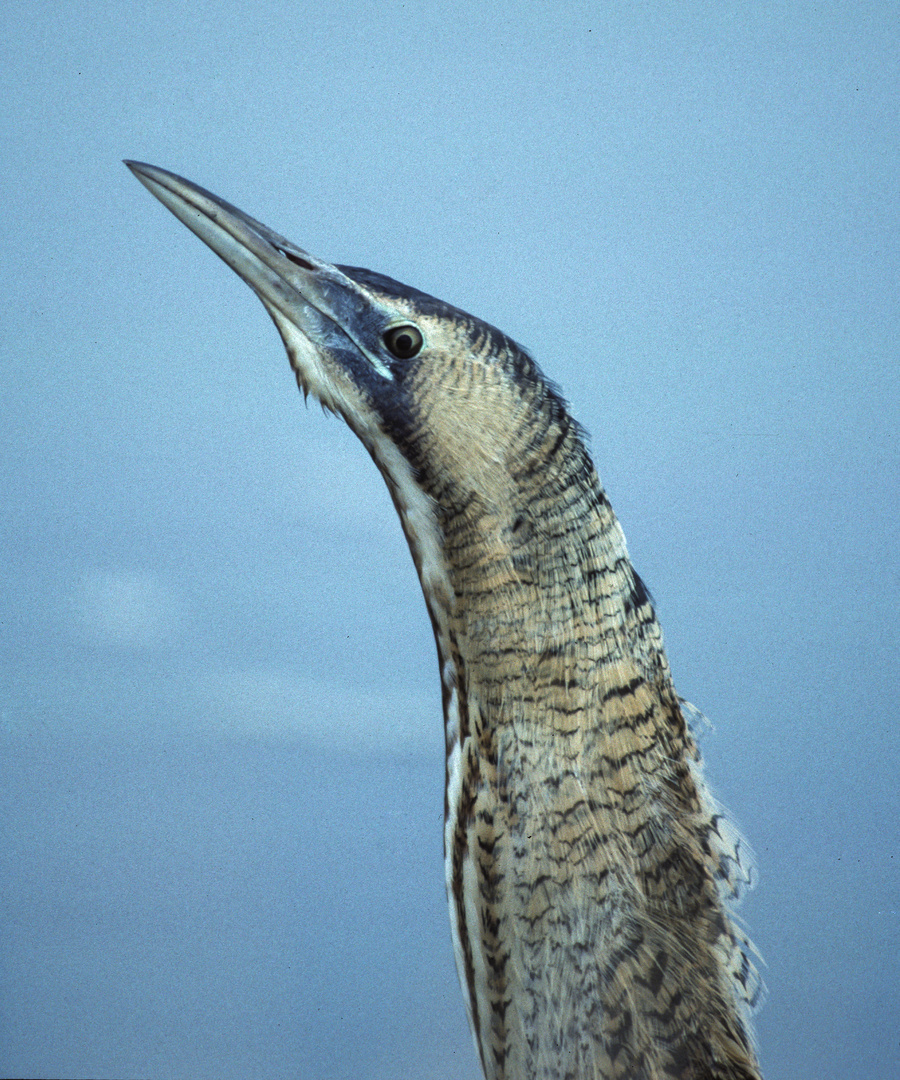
386;326;421;358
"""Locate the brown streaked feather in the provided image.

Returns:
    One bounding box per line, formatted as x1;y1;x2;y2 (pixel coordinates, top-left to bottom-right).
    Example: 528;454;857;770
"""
412;330;762;1079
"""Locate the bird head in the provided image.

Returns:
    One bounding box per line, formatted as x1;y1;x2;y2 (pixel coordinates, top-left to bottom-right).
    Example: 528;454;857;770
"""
126;163;585;569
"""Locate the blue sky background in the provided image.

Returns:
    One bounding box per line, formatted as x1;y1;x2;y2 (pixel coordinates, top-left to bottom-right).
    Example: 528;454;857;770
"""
1;3;897;1078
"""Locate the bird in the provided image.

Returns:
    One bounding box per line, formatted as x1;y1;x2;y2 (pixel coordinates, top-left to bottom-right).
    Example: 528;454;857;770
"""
127;161;764;1080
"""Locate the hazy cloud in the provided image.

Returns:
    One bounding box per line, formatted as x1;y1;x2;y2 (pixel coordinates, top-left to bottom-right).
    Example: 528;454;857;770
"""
188;665;437;754
69;569;183;648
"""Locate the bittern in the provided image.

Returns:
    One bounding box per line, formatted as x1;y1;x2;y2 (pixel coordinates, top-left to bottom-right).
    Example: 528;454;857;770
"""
127;161;763;1080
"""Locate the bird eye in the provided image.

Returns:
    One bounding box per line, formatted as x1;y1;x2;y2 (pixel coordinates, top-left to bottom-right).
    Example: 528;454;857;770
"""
383;324;423;359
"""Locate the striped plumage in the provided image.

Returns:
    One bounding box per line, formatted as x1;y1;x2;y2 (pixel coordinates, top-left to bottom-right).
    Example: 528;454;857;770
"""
128;162;764;1080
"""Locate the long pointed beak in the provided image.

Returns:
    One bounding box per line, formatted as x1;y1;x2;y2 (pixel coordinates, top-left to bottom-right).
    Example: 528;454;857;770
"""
125;161;393;383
